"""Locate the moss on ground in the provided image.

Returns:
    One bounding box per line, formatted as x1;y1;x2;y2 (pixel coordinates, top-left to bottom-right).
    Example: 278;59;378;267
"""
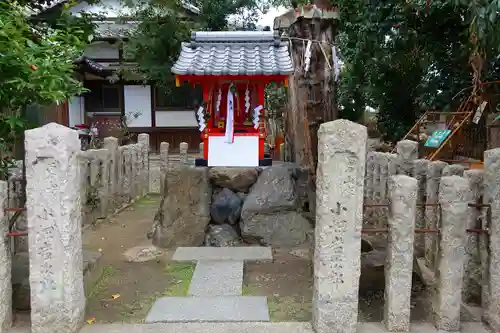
267;296;312;322
133;195;160;208
86;266;116;299
243;284;312;322
164;263;196;296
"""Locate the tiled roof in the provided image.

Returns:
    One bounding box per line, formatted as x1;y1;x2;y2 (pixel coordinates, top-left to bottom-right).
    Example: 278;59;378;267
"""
171;31;294;76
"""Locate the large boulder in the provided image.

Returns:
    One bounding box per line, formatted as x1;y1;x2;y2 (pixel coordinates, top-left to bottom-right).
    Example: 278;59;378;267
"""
240;165;312;246
241;211;311;246
148;167;211;248
241;165;297;216
210;188;242;225
209;167;259;193
205;224;241;247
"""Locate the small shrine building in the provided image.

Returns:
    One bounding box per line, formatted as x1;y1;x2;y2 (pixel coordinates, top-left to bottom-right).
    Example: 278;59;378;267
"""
171;31;294;167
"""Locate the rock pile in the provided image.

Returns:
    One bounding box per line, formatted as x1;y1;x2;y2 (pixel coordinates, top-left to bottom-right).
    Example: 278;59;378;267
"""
207;164;313;247
150;163;314;248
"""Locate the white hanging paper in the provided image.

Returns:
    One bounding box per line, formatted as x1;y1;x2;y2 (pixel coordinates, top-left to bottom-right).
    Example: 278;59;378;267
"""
304;40;312;73
216;87;222;116
332;45;340;82
225;88;235;143
245;85;251;114
197;105;206;132
253;105;263;130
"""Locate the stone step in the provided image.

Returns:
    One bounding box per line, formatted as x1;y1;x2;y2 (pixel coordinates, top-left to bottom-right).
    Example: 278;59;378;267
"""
8;321;491;333
188;261;243;296
172;247;272;262
145;296;270;323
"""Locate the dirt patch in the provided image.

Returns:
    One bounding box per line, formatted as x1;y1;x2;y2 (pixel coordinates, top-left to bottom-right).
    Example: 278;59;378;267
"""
83;195;195;324
243;248;434;322
243;248;313;322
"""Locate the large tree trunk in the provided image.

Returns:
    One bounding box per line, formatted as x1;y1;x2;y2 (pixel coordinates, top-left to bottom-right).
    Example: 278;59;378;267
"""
284;5;338;207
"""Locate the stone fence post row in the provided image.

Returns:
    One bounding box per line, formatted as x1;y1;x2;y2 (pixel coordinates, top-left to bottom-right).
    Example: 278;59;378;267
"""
20;124;152;333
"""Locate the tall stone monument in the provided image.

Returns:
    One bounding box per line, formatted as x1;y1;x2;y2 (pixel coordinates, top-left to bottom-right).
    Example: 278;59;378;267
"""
313;119;367;333
25;123;85;333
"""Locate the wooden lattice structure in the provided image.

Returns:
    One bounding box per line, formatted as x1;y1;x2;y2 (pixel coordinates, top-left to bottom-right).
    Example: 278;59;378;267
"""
395;95;487;168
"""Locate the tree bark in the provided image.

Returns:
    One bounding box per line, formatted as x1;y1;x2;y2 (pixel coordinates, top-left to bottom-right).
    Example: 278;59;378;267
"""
285;7;338;175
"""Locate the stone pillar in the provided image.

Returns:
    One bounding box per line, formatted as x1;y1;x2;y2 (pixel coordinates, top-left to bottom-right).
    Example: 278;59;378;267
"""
313;119;367;333
396;140;418;175
425;160;447;269
199;142;204;156
387;153;398;177
99;152;110;217
138;133;150;195
363;152;376;226
378;153;390;201
384;175;417;332
484;148;500;331
372;152;386;228
133;144;142;198
25;123;85;333
462;169;483;304
160;142;169;196
180;142;189;165
364;152;376;201
117;147;127;203
103;137;118;210
413;159;430;257
443;164;465;177
434;176;470;332
0;181;12;332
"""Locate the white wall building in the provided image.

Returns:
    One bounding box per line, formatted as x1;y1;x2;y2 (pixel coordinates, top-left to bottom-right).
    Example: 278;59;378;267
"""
62;0;202;151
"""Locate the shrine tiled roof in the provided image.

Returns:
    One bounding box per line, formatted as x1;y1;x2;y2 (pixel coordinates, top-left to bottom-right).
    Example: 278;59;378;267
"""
171;31;294;76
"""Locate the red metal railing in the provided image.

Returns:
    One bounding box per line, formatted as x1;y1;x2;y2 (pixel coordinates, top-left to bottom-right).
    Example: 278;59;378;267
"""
3;207;27;237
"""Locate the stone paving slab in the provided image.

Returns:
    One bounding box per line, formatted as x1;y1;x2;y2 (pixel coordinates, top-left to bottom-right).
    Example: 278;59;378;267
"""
188;261;243;296
172;247;272;262
8;321;492;333
145;296;270;323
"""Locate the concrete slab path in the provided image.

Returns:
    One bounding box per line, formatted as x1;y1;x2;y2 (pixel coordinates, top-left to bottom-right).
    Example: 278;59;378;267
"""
146;247;272;323
8;321;493;333
145;296;270;323
188;261;243;296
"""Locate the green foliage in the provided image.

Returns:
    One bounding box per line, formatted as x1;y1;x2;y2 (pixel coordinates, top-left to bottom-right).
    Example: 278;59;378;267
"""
124;0;272;95
335;0;500;142
123;0;193;90
0;1;95;179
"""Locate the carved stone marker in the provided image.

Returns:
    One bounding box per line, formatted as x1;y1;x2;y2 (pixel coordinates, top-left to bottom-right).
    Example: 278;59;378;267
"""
25;123;84;333
313;119;367;333
0;181;12;332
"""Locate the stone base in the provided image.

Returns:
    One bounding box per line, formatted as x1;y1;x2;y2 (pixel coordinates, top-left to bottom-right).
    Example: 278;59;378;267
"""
194;158;273;167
